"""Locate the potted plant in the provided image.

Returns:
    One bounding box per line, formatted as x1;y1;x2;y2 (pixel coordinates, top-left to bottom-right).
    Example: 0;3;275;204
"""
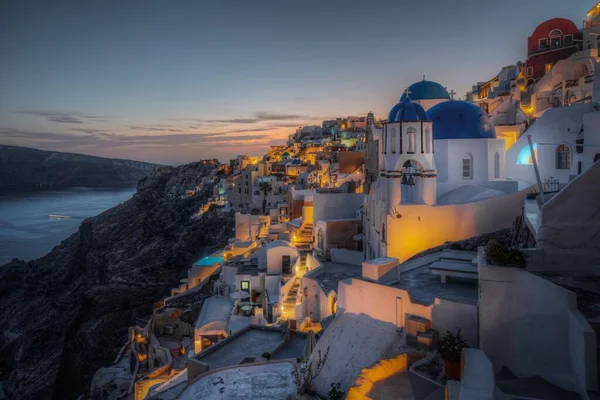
485;240;526;268
435;328;468;380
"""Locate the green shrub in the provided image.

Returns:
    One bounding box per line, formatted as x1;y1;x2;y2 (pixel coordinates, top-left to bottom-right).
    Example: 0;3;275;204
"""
327;382;345;400
485;240;526;267
435;328;468;363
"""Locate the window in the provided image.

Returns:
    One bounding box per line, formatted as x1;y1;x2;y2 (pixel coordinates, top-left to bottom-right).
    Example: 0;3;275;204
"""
381;224;386;243
539;38;549;50
526;67;533;77
545;63;554;73
556;145;571;169
390;128;397;154
241;280;250;292
594;153;600;163
238;188;241;193
407;128;416;153
550;32;562;49
494;152;500;178
564;34;573;45
462;153;473;179
425;128;432;153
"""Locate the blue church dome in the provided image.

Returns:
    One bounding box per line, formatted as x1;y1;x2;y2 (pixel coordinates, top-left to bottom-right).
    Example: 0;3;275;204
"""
426;100;496;140
400;80;450;101
388;97;428;122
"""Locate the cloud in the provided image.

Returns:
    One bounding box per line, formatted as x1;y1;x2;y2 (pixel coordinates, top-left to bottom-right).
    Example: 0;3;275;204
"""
127;125;184;132
0;127;277;150
16;110;107;124
206;111;311;124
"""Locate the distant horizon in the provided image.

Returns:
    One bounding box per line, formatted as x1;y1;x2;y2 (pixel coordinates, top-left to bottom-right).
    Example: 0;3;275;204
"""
0;0;593;164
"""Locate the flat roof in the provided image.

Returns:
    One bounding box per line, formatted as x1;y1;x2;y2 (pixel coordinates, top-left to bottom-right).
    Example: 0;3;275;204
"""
194;327;285;370
272;332;308;361
180;361;297;400
306;262;362;294
390;252;478;306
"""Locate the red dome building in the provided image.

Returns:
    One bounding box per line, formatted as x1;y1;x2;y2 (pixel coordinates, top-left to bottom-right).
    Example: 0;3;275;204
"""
525;18;581;85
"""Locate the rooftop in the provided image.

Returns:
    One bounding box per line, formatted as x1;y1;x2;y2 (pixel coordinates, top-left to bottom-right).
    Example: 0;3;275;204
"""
179;361;297;400
305;262;362;294
390;250;479;305
272;332;308;361
193;326;286;370
195;295;233;334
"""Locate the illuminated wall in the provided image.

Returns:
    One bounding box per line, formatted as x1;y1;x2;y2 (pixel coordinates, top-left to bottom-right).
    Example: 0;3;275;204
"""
378;190;528;263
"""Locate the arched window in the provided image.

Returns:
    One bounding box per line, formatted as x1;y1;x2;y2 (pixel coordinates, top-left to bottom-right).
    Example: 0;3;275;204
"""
462;153;473;179
494;152;500;178
549;30;562;48
549;29;562;36
556;145;570;169
425;128;432;153
390;128;397;154
407;128;416;153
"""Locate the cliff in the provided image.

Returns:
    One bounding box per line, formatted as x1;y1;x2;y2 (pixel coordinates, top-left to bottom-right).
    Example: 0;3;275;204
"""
0;145;161;188
0;162;234;399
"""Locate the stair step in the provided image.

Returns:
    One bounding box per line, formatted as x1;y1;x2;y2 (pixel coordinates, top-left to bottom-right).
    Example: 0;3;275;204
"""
406;315;432;337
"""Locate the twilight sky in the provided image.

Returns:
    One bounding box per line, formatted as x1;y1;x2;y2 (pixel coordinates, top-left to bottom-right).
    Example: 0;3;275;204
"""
0;0;593;164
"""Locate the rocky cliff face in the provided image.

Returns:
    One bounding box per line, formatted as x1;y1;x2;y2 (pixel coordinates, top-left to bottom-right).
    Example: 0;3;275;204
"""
0;162;234;399
0;145;161;188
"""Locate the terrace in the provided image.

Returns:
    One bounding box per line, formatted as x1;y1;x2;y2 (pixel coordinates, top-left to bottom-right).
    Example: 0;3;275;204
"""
390;250;479;306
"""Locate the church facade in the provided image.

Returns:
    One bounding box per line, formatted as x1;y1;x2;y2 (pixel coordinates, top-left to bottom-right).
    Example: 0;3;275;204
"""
364;81;529;262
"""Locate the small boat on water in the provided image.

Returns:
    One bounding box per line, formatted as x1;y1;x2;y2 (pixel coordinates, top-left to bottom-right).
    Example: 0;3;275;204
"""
48;214;72;219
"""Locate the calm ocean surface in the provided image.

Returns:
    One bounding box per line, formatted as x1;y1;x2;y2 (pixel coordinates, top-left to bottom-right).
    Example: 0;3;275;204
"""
0;187;135;265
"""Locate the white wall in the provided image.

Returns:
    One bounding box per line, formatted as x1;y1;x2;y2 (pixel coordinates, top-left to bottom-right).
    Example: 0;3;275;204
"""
582;110;600;172
435;139;502;198
432;299;478;347
300;267;329;322
377;189;528;263
312;192;365;224
479;257;597;396
266;245;299;275
330;248;363;266
337;278;478;347
506;104;597;185
537;160;600;272
337;278;430;328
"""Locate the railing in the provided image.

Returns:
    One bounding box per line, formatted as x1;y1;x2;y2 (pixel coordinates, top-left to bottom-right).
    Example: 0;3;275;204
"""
527;177;561;204
528;43;579;56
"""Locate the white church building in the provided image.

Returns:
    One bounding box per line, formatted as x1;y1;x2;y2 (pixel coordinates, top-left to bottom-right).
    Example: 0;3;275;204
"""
364;83;531;262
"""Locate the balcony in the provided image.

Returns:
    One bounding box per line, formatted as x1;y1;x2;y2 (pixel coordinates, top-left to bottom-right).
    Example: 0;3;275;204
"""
528;43;579;57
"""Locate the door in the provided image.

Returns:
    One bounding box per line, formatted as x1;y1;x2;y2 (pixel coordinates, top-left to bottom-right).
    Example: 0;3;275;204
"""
282;255;291;273
395;297;403;331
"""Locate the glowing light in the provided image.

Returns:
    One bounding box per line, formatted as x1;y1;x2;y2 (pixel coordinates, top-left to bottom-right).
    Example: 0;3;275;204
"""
517;143;538;165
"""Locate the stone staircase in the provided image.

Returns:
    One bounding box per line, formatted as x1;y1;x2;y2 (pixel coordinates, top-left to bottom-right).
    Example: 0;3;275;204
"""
282;276;301;320
294;223;313;252
405;315;436;350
